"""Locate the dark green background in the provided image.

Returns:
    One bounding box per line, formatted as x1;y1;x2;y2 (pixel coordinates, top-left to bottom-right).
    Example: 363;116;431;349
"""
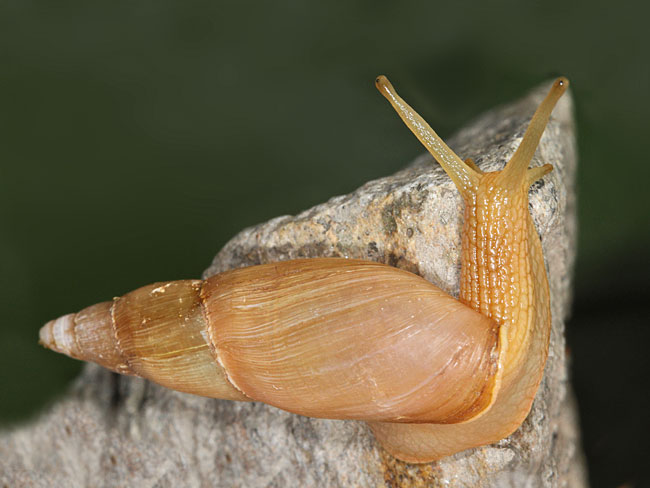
1;2;648;486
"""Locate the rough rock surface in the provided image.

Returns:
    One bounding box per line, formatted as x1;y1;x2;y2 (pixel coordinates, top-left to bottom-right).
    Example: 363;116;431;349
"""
1;81;587;487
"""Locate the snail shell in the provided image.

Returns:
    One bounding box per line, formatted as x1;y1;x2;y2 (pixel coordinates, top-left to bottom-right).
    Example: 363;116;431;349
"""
41;259;498;423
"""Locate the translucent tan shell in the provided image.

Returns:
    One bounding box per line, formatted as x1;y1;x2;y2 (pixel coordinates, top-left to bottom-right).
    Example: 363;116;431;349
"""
41;259;499;424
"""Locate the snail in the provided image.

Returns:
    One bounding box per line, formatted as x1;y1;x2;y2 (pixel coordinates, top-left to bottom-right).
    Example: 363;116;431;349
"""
39;75;568;463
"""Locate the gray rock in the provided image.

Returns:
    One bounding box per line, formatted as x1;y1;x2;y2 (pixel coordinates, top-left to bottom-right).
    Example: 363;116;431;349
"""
0;81;586;487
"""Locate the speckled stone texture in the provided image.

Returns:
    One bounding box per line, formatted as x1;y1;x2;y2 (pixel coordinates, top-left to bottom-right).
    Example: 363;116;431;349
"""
1;81;587;487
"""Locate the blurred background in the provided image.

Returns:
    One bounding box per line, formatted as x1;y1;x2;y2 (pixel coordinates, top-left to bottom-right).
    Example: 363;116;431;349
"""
1;2;648;486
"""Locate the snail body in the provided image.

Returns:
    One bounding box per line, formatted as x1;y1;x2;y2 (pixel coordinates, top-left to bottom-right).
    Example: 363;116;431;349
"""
40;76;567;462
